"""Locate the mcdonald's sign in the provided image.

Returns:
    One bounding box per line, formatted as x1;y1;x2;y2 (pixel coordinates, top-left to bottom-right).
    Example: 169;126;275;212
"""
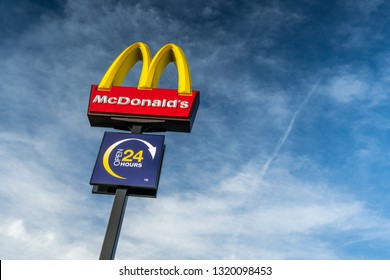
88;42;200;132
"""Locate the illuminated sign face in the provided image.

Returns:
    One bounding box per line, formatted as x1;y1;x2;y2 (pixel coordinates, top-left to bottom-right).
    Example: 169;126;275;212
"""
88;42;200;132
90;132;165;197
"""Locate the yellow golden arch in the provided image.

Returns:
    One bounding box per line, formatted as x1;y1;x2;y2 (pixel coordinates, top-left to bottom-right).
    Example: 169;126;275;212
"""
97;42;192;96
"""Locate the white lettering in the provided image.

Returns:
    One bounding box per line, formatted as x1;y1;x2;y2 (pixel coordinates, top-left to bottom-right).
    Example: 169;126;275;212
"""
141;99;152;106
108;97;117;104
152;100;162;107
180;101;189;109
113;149;123;166
130;98;141;106
118;97;130;105
119;162;142;168
167;100;178;108
93;95;108;103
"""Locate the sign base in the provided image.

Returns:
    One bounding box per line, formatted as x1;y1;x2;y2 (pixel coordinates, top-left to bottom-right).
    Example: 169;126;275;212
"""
92;184;158;198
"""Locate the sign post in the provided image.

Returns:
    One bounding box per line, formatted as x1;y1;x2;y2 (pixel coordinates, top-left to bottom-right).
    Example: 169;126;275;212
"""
98;125;143;260
99;187;128;260
88;42;199;259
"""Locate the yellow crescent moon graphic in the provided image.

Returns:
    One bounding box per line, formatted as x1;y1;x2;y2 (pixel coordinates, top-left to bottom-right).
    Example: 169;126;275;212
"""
103;139;130;179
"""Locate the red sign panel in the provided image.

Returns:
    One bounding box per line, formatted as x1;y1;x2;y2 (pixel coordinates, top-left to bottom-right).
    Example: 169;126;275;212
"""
88;85;200;132
89;85;198;118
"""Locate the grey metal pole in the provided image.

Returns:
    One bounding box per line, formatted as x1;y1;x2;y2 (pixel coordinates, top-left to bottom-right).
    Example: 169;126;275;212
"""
99;187;128;260
99;124;143;260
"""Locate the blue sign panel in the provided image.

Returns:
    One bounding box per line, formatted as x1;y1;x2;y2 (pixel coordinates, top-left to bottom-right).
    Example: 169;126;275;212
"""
90;132;165;197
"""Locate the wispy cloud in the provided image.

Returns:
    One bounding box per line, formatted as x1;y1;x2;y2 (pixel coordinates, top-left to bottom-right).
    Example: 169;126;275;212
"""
256;78;322;185
328;74;368;103
114;158;390;259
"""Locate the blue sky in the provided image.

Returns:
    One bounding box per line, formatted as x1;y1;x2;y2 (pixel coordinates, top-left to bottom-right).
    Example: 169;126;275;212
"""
1;0;390;259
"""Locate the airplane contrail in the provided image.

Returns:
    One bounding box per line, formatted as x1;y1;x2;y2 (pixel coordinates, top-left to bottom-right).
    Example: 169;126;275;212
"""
255;78;322;186
229;79;322;259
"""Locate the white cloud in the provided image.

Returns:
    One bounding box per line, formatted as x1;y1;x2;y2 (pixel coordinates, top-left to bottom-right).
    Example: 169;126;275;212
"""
112;159;390;259
0;130;104;259
327;73;369;103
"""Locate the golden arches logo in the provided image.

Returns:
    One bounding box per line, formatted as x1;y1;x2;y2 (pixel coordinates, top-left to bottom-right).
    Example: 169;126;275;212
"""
97;42;192;96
